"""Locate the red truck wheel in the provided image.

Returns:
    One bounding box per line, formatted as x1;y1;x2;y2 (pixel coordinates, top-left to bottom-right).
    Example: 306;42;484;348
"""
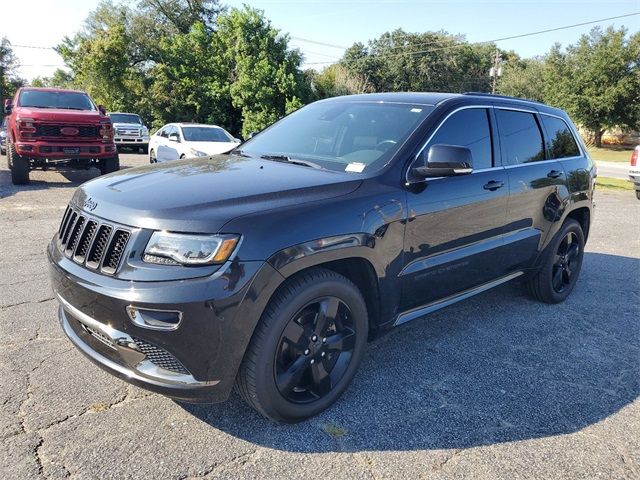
100;155;120;175
8;143;30;185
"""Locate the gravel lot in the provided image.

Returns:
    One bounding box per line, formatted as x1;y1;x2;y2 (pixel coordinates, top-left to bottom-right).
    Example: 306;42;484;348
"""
1;152;639;479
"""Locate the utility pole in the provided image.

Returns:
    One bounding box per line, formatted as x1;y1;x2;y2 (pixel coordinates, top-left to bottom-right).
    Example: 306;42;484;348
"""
489;49;502;94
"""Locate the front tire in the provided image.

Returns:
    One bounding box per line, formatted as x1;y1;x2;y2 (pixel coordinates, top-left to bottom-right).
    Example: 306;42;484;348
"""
235;268;368;423
527;218;585;304
8;142;30;185
99;155;120;175
149;149;157;163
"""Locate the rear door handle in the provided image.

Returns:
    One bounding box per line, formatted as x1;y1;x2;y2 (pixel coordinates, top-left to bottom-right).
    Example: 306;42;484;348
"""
547;170;563;179
483;180;504;191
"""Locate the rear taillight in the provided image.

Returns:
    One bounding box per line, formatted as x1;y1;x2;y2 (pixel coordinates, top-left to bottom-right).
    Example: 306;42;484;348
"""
631;148;638;167
99;122;113;140
17;118;36;139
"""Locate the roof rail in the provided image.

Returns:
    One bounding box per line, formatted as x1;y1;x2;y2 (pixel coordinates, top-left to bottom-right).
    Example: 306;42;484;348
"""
463;92;544;105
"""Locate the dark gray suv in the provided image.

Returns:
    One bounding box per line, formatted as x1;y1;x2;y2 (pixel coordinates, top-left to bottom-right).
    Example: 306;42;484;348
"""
48;92;595;422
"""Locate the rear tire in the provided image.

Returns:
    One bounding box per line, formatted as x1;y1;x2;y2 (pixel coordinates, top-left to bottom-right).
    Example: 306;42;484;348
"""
8;142;30;185
235;268;368;423
527;218;584;304
100;155;120;175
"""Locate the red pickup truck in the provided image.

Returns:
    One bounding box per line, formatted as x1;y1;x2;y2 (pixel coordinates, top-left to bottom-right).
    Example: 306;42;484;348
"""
4;87;119;185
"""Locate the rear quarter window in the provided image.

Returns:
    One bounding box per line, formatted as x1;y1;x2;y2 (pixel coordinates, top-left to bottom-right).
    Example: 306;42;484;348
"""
541;115;580;159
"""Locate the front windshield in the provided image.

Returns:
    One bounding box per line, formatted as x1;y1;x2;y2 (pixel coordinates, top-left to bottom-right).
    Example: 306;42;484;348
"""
182;126;233;142
109;113;142;124
19;90;96;111
239;101;434;173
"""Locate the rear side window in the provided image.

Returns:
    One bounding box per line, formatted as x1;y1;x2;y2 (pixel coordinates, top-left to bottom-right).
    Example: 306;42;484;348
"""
427;108;493;169
496;109;545;164
541;115;580;159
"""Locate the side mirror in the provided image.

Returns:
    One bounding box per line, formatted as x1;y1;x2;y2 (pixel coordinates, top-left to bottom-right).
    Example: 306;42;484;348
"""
248;131;258;139
98;105;106;115
169;133;180;143
414;144;473;178
4;100;12;114
234;137;242;143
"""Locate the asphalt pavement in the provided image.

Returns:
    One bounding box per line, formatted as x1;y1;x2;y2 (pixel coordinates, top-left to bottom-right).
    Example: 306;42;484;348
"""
1;152;639;479
596;160;631;180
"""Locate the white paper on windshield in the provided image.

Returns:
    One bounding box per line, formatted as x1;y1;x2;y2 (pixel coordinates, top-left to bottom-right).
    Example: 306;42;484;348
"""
345;162;366;173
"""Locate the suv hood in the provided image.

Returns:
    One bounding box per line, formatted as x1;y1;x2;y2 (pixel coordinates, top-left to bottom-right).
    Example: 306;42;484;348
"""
16;107;106;124
72;155;363;232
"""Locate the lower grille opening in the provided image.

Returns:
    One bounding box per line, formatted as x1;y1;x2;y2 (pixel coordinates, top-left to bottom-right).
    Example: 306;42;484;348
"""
80;323;116;350
132;337;190;375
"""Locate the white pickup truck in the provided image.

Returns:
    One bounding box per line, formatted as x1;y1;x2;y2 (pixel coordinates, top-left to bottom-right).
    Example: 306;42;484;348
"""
107;112;150;153
630;145;640;200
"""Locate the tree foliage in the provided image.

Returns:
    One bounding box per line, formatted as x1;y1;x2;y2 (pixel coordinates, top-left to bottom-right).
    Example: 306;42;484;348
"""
0;38;24;103
54;1;310;136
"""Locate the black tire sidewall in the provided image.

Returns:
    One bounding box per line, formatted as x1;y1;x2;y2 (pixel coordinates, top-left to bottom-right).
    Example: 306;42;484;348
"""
9;142;29;184
539;219;585;303
251;273;368;423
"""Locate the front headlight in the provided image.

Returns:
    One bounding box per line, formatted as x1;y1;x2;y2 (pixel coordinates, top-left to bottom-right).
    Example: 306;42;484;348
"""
189;148;208;157
142;126;149;136
143;232;240;265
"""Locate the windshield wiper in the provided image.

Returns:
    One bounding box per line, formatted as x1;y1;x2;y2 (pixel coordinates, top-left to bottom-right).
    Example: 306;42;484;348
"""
260;154;322;169
23;105;55;109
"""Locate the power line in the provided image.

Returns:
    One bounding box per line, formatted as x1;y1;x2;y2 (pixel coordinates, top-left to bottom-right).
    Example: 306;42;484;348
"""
290;37;349;50
305;12;640;65
11;44;55;50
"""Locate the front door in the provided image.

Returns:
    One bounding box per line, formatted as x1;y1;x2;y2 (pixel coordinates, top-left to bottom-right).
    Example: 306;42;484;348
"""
400;107;509;311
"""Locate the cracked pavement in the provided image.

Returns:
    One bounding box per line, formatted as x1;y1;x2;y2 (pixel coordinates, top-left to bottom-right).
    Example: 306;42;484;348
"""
1;153;639;479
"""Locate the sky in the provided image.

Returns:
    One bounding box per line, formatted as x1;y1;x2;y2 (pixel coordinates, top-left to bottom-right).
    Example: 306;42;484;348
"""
3;0;639;80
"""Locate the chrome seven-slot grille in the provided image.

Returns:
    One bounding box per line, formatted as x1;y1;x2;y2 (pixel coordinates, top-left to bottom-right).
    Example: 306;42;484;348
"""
58;205;131;275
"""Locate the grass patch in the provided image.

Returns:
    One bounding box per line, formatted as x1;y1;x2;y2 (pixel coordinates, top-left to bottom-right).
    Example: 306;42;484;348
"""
587;146;634;163
596;176;634;191
321;423;347;438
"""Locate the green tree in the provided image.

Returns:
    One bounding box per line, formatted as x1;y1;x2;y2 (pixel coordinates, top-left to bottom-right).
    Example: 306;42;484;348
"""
544;27;640;147
497;56;546;102
0;38;24;103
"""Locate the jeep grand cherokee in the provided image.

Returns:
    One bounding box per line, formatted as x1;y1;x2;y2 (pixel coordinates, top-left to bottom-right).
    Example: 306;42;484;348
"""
48;92;595;423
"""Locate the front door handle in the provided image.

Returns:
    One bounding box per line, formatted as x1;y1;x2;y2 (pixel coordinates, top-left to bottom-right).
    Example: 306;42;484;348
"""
483;180;504;191
547;169;563;179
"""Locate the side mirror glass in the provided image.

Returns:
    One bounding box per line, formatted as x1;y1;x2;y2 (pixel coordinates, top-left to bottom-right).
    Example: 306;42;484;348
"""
4;100;12;114
169;133;180;143
414;144;473;178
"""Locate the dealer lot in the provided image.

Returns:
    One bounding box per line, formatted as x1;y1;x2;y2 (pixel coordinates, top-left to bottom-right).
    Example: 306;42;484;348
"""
0;153;638;479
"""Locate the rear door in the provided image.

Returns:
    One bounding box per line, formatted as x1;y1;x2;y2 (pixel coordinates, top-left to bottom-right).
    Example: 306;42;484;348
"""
400;106;509;311
495;107;568;271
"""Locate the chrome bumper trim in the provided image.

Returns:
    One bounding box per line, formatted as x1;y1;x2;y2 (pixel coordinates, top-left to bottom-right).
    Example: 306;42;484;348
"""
56;292;218;388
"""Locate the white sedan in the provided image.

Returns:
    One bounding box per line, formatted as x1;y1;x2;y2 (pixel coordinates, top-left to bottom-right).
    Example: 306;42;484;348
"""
149;123;241;163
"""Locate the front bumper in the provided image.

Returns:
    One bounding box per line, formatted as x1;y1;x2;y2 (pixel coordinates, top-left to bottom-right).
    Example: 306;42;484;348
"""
629;170;640;190
114;136;149;146
15;141;116;158
48;242;283;403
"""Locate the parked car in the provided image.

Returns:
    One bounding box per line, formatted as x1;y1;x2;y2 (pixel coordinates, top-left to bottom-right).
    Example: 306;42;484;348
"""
0;117;6;155
629;145;640;200
108;112;150;153
48;92;595;423
148;123;240;162
4;87;118;185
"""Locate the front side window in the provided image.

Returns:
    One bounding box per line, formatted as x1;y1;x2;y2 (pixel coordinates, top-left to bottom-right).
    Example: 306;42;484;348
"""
239;101;434;173
496;109;545;165
182;127;232;142
541;115;580;159
426;108;493;170
19;90;95;111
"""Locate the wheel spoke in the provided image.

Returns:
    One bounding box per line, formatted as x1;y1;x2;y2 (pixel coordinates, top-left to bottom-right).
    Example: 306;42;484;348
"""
325;329;356;353
314;297;340;336
310;360;332;397
281;319;307;351
552;266;563;291
562;269;571;285
277;355;310;395
566;243;579;262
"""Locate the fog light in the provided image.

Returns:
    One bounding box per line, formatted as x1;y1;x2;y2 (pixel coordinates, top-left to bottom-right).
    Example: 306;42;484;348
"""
126;306;182;331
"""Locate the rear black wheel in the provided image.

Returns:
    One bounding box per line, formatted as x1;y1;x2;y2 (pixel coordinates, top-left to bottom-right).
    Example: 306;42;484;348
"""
235;268;368;423
99;155;120;175
8;142;30;185
527;218;584;303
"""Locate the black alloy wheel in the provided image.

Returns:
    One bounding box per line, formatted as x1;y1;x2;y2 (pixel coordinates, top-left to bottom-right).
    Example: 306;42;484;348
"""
551;231;580;293
235;267;368;423
275;296;356;403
